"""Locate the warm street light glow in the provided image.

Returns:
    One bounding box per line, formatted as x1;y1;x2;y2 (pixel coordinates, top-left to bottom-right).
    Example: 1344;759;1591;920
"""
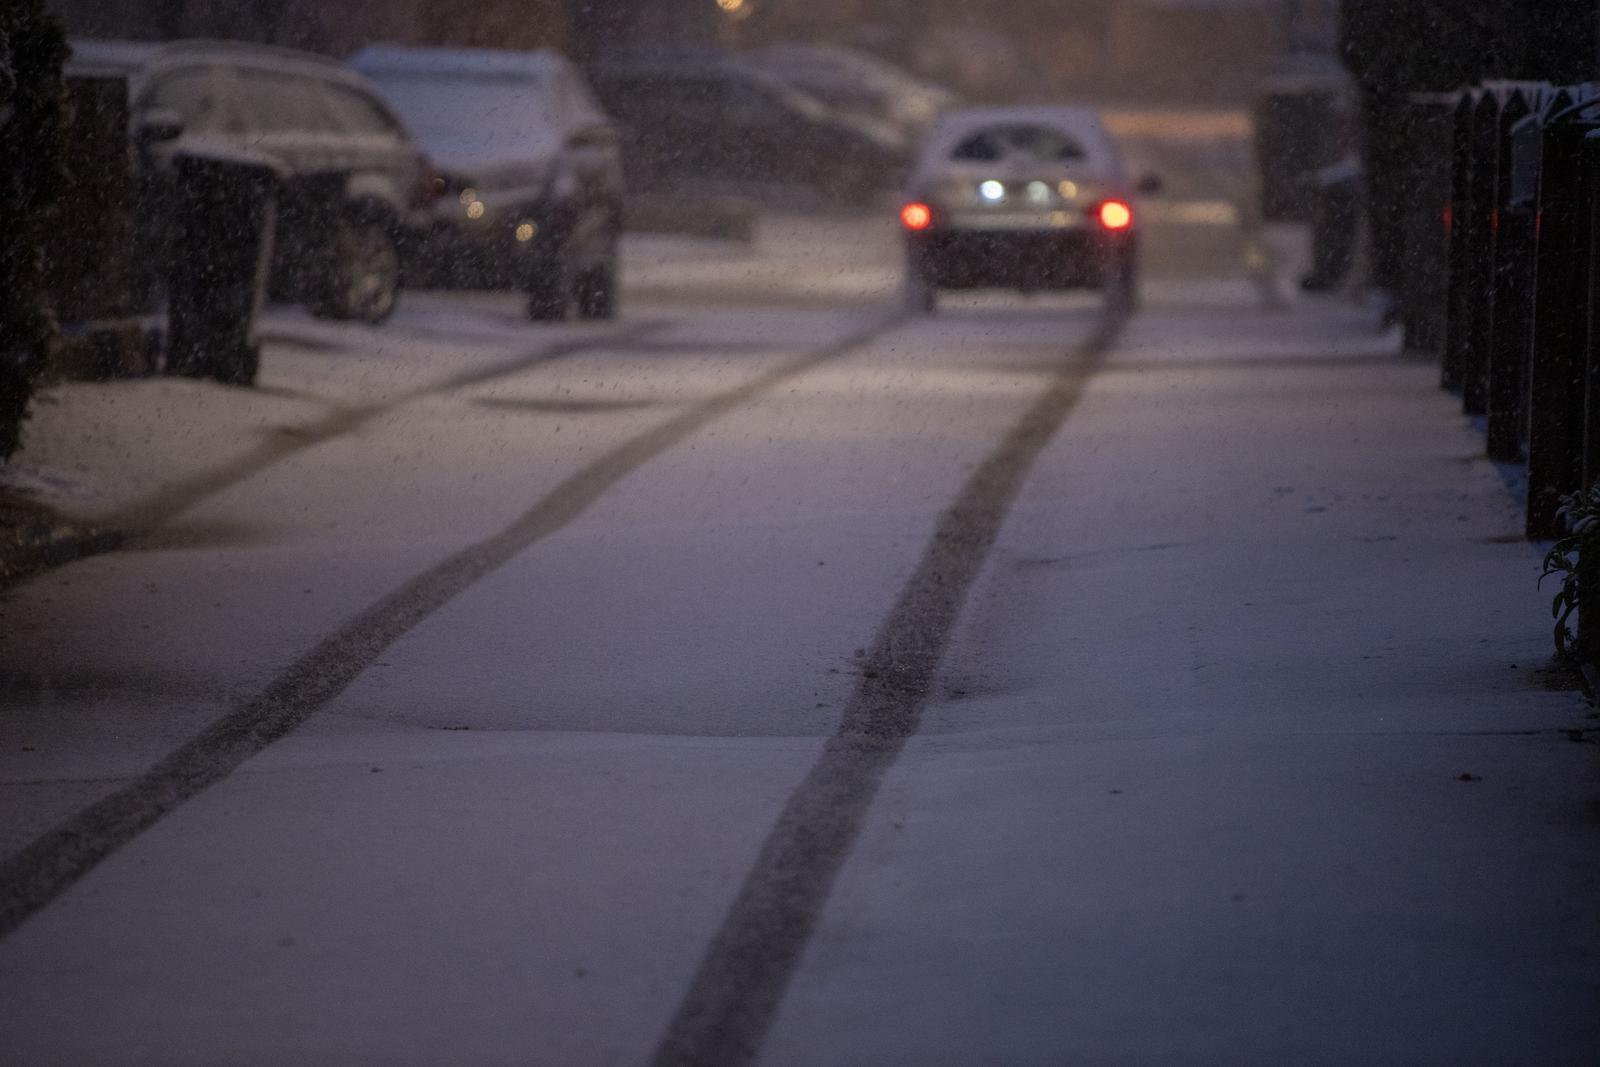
716;0;745;11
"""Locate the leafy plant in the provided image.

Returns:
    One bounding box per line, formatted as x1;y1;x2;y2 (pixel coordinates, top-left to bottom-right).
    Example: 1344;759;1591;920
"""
1540;483;1600;660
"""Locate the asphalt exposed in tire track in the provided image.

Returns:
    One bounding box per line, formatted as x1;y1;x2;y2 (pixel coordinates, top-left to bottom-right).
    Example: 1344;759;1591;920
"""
652;310;1123;1067
0;308;902;941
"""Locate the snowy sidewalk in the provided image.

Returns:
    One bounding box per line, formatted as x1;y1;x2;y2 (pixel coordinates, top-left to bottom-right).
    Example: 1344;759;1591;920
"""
763;296;1600;1064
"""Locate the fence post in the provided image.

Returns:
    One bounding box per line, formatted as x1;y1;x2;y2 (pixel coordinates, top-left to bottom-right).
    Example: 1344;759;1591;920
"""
1485;86;1540;459
1443;91;1478;392
1463;88;1505;415
1525;102;1599;538
1402;91;1457;355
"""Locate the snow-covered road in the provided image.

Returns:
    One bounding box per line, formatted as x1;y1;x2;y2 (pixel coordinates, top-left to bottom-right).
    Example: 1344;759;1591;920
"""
1;210;1596;1064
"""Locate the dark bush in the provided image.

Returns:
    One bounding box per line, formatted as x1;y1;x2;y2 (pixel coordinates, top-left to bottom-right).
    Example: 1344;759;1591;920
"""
0;1;69;460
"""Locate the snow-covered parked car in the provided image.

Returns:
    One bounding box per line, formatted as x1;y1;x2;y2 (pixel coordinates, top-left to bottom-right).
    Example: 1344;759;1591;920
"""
350;45;625;321
91;38;433;324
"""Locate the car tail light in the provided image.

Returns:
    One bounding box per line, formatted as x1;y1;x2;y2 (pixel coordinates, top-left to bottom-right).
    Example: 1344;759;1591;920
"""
1097;199;1133;231
901;202;933;231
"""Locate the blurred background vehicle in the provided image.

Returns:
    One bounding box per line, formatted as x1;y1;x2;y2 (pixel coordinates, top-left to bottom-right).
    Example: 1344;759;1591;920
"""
900;106;1151;313
350;45;625;321
744;42;956;144
590;54;910;206
107;38;431;324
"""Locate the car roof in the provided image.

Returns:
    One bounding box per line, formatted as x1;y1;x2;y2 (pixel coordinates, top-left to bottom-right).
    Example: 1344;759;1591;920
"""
67;37;373;91
66;38;162;78
348;44;571;81
596;54;780;87
916;105;1122;175
594;56;830;114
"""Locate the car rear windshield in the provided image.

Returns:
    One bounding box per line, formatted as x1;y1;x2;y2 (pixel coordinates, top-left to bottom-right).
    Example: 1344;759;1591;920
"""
951;124;1085;163
368;72;562;163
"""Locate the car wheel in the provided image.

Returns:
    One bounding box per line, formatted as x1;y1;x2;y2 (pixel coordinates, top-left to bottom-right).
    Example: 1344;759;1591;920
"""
574;258;618;320
314;217;401;325
527;259;571;321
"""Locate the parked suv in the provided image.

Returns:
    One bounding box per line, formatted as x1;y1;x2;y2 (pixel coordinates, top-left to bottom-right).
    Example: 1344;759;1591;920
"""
350;45;625;321
101;38;431;324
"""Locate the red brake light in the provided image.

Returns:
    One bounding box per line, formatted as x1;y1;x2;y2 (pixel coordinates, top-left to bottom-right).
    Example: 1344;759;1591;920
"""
901;202;933;231
1098;200;1133;231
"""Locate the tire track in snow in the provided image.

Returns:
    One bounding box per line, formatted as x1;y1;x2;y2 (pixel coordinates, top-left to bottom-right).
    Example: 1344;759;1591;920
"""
105;319;670;534
652;309;1124;1067
0;308;902;941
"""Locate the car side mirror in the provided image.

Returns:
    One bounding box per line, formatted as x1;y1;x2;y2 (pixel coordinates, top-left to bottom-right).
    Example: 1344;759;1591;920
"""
1136;172;1164;196
135;108;185;146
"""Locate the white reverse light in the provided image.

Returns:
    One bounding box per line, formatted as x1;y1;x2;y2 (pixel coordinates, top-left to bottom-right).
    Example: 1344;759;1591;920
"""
979;179;1005;203
1027;180;1050;204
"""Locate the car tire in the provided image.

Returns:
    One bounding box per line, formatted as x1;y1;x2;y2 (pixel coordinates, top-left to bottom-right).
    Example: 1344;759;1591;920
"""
313;217;401;325
527;260;571;321
574;258;618;320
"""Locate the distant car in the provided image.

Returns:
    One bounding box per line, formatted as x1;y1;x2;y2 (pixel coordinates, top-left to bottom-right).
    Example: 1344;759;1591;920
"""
900;106;1153;312
92;38;433;324
591;57;909;202
350;45;625;321
751;43;955;142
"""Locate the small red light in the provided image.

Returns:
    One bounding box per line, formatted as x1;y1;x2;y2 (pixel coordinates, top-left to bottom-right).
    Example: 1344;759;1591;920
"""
901;202;933;231
1098;200;1133;231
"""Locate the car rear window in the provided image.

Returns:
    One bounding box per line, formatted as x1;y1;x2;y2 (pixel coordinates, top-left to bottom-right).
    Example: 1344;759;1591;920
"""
951;124;1085;163
365;72;562;163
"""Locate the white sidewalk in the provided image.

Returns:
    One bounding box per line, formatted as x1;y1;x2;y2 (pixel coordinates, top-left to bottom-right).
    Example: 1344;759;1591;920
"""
763;298;1600;1064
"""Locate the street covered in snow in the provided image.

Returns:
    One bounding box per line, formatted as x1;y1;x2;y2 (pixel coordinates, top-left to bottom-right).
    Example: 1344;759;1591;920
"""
2;183;1597;1064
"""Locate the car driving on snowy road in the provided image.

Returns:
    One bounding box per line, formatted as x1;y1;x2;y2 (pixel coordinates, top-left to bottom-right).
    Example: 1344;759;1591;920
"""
899;106;1156;313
